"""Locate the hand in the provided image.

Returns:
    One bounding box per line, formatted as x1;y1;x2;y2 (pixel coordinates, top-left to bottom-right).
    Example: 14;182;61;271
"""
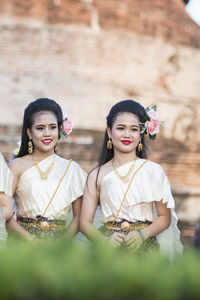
125;231;143;250
110;231;126;247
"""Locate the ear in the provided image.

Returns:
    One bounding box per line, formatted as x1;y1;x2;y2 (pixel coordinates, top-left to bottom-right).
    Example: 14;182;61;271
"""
107;127;112;139
26;128;32;140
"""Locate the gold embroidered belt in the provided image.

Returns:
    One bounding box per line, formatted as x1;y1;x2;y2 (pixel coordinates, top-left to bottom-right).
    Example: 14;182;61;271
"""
104;220;152;232
17;216;66;231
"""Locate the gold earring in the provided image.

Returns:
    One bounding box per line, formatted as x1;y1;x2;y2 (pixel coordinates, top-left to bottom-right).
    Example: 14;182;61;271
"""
138;141;143;152
28;138;33;154
107;138;112;150
55;140;60;151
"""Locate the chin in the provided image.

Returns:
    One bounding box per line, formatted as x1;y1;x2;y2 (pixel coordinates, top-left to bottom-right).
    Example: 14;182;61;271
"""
39;146;55;153
117;147;135;154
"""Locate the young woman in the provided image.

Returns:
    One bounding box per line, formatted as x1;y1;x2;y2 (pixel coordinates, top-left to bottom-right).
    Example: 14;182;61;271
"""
80;99;183;257
0;152;13;245
7;98;86;240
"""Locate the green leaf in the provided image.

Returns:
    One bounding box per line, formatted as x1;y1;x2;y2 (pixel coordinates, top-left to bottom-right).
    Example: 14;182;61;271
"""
146;107;150;113
144;115;150;122
149;134;156;140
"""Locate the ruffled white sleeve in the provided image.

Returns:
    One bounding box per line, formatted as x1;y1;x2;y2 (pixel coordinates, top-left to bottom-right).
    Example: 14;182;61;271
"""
151;163;183;257
69;161;87;201
0;153;13;197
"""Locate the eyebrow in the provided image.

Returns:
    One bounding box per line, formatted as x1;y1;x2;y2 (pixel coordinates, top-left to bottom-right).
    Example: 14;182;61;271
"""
116;123;140;128
35;123;57;126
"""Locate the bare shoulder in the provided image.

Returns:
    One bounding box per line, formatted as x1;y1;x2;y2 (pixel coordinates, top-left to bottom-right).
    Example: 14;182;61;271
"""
9;155;32;177
88;161;112;189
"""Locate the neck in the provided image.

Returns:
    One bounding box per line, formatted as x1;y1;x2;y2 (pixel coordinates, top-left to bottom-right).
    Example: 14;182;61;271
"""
112;150;137;167
32;149;54;161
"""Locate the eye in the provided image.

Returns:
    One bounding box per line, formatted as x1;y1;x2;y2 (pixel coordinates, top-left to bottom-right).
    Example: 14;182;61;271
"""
117;127;124;130
132;128;139;131
51;125;57;130
36;127;44;130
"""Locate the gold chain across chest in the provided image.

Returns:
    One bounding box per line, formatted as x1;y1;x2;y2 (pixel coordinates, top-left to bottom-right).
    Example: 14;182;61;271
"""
32;153;55;180
112;160;148;232
113;159;137;183
24;159;72;231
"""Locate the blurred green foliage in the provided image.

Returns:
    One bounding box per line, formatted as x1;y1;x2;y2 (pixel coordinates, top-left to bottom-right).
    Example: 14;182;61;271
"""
0;239;199;300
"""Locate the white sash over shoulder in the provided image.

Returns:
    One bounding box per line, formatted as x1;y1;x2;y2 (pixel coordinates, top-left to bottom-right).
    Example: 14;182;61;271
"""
15;154;87;221
100;159;183;257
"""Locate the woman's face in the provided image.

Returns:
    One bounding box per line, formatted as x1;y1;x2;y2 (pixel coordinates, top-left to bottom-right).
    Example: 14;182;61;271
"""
27;111;59;154
108;112;141;154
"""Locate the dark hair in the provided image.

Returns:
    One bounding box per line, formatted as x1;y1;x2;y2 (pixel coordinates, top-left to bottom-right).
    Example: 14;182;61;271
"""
98;99;148;166
16;98;63;158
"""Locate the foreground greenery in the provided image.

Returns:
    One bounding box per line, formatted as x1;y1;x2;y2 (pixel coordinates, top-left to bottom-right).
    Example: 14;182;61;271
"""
0;239;199;300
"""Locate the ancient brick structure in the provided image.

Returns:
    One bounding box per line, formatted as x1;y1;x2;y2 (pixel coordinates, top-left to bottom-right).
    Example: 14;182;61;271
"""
0;0;200;239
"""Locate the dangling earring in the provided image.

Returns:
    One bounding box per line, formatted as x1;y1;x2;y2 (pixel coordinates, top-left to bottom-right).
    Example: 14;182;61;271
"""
138;141;143;152
28;138;33;154
54;140;60;152
107;138;112;150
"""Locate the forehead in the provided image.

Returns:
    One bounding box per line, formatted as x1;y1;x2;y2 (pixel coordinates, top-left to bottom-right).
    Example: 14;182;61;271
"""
114;112;140;125
32;111;57;124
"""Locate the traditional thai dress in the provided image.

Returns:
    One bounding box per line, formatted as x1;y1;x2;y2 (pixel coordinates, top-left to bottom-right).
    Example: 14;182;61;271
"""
0;153;13;246
99;158;183;257
15;154;86;239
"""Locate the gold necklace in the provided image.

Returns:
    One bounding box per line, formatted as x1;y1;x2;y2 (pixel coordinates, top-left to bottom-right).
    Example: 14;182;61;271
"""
32;153;55;180
113;159;137;183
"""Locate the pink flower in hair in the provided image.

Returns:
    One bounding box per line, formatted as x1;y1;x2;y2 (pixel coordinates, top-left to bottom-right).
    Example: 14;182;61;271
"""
140;105;161;140
147;109;159;120
62;120;72;136
145;119;160;136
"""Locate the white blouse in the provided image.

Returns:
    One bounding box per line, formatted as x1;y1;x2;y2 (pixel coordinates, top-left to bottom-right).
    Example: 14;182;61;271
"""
100;159;183;257
0;152;13;196
15;154;87;221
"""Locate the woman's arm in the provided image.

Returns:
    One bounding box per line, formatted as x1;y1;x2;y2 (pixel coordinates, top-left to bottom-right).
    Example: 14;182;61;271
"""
6;217;33;240
80;169;103;242
80;168;126;245
126;200;171;248
65;196;82;239
142;200;171;239
0;192;13;221
7;159;33;240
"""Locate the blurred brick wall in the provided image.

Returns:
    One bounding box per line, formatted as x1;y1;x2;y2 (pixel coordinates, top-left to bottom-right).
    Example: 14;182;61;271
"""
0;0;200;225
1;0;200;47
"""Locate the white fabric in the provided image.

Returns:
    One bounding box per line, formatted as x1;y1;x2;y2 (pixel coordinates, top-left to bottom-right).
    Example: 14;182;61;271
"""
15;154;87;221
0;152;13;196
0;206;7;246
186;0;200;26
100;159;183;257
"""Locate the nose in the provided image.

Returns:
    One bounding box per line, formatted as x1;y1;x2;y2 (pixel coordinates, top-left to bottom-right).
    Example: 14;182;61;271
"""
44;127;51;136
124;129;130;137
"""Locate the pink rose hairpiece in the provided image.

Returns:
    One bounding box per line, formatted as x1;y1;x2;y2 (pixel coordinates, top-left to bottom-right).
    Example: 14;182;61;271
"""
60;112;73;138
140;105;160;140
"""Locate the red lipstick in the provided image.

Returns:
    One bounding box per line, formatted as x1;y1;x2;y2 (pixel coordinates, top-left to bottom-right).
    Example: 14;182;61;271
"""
121;140;131;145
42;139;52;145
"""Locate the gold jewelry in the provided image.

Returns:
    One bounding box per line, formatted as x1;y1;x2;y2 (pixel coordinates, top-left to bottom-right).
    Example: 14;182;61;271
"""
113;159;137;183
32;154;55;180
28;139;33;154
107;138;112;150
18;160;72;233
112;160;148;227
41;159;72;216
138;141;143;152
54;140;60;151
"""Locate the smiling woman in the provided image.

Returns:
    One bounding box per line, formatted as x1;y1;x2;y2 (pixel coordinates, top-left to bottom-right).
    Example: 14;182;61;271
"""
80;99;183;258
7;98;86;241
